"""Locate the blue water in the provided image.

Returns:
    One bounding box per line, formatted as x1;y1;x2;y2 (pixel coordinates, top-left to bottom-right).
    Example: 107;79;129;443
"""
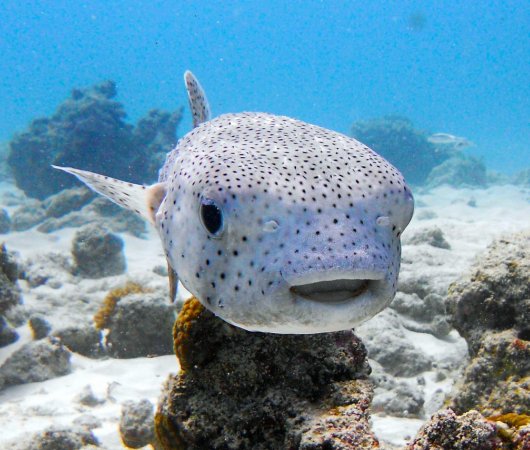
1;0;528;173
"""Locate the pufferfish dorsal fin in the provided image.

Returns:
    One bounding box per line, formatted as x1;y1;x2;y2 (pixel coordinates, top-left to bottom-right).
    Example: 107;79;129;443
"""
184;70;211;128
52;166;166;225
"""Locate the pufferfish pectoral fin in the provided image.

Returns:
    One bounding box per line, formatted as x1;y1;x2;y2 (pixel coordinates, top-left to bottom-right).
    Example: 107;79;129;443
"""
184;70;211;128
52;166;166;225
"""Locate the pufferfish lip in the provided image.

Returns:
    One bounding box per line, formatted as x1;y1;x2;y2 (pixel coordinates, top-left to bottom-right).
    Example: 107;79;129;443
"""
290;278;371;304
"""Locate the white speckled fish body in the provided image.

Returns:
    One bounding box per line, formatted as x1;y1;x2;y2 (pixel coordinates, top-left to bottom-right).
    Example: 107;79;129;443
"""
55;72;414;334
158;111;414;333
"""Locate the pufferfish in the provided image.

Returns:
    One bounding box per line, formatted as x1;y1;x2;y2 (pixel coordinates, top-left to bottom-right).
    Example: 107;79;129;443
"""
55;71;414;334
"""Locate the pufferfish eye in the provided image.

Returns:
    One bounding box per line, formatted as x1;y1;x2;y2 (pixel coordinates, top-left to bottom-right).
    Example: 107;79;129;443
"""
200;197;224;236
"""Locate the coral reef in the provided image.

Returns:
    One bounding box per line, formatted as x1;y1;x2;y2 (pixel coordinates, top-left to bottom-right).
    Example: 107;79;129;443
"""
350;116;452;185
425;155;488;188
513;167;530;186
446;230;530;416
71;224;126;278
0;338;71;390
7;80;182;199
155;297;378;450
119;399;155;448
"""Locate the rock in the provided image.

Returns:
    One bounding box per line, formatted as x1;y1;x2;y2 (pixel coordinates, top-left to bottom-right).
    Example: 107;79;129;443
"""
406;409;501;449
0;208;11;233
53;325;103;358
7;79;182;199
448;330;530;416
405;226;451;249
29;314;52;339
43;186;95;218
11;200;46;231
0;244;22;316
119;399;155;448
0;315;18;347
446;231;530;416
71;224;126;278
357;309;432;377
391;292;452;338
350;116;452;185
415;209;437;221
447;230;530;355
76;385;105;407
372;381;424;418
155;298;378;450
513;167;530;186
104;292;175;358
22;252;72;288
19;426;99;450
83;197;146;237
426;155;487;188
0;338;72;389
72;414;103;431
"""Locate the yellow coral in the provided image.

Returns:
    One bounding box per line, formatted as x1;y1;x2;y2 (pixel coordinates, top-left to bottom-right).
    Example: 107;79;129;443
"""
173;297;204;371
93;281;150;330
488;413;530;429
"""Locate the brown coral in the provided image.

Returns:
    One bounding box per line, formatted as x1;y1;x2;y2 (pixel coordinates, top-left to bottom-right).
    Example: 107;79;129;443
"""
172;297;204;371
93;281;149;330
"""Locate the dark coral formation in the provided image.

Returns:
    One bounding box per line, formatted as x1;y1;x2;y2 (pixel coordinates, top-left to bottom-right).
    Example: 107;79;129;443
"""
446;230;530;416
7;80;182;199
350;116;452;185
155;298;378;450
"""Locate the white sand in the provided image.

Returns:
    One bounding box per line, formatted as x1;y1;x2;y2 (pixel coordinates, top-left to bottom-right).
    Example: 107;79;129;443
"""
0;182;529;448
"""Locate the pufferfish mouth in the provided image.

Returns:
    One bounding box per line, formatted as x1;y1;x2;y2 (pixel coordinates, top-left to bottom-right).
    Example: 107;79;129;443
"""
290;279;372;303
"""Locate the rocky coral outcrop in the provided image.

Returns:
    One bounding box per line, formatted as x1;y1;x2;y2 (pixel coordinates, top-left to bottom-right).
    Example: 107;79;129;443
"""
426;155;487;188
71;224;126;278
103;292;175;358
406;409;502;450
446;230;530;416
0;338;72;389
351;116;453;185
11;200;46;231
155;298;378;450
119;399;155;448
7;80;182;199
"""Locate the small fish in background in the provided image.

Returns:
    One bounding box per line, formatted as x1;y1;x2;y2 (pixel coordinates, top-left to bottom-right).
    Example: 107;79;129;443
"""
428;133;475;149
54;71;414;334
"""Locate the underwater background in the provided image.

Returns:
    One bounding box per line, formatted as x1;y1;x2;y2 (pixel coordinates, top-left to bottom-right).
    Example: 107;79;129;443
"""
1;0;529;173
0;1;529;449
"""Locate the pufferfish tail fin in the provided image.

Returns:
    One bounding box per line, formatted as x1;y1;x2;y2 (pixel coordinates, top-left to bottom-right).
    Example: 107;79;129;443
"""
184;70;211;128
52;166;166;225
